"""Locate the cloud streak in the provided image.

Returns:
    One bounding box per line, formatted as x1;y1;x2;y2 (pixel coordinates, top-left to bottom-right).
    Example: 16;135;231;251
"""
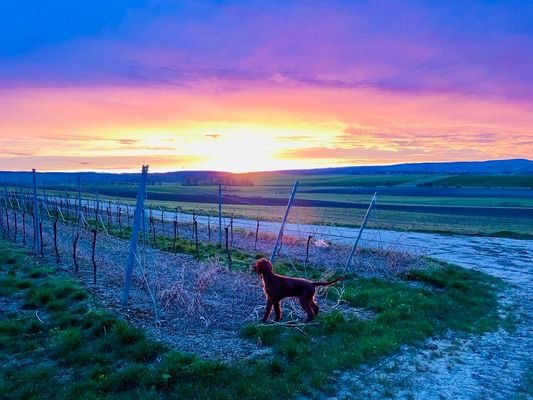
1;1;532;100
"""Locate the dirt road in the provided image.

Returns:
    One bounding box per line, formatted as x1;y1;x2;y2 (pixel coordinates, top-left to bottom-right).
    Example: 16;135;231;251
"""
318;231;533;400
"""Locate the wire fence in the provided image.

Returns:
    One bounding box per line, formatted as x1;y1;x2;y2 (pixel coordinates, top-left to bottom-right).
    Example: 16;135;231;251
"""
0;172;463;342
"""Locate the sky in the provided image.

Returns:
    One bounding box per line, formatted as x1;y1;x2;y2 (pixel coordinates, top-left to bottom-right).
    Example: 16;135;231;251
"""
0;0;532;173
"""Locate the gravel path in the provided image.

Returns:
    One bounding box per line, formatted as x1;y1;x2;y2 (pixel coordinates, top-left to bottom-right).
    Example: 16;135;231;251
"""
320;232;533;400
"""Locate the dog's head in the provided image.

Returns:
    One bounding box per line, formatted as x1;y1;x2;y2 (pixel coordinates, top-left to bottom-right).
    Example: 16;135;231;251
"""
253;258;273;275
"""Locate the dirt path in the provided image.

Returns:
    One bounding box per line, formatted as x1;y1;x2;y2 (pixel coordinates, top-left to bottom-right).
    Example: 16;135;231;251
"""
318;232;533;400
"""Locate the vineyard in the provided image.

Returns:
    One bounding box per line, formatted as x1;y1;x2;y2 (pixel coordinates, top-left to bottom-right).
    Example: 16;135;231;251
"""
0;169;432;358
1;169;527;399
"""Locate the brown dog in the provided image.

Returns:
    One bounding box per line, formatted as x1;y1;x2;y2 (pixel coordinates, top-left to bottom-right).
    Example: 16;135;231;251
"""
253;258;343;323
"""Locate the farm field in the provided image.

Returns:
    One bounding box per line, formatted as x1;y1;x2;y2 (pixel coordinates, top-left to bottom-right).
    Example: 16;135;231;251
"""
35;170;532;238
3;169;533;245
0;168;531;399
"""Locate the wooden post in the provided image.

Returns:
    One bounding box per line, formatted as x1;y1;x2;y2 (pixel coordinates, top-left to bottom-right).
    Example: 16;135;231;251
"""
118;204;122;235
270;181;299;263
172;220;177;253
53;219;59;263
230;214;234;247
218;183;222;246
150;214;156;243
95;187;99;227
194;219;199;258
224;225;232;268
254;220;260;250
22;212;26;246
191;211;195;239
5;209;9;237
77;175;83;226
43;179;47;207
73;232;80;274
174;207;179;236
32;169;41;256
160;209;164;235
345;192;378;269
92;229;97;284
13;211;17;242
39;221;43;257
225;226;229;251
107;203;111;232
122;165;149;305
305;235;313;265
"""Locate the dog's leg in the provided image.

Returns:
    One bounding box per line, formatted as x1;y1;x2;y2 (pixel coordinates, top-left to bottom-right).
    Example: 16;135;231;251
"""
273;301;282;322
299;295;315;323
311;299;319;316
262;299;273;322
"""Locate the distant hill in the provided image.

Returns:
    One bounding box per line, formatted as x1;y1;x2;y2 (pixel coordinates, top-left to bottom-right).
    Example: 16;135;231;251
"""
276;159;533;175
0;159;531;187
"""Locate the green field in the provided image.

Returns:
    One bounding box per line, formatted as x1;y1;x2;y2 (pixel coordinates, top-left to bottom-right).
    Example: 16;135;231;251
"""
9;171;533;239
430;174;533;188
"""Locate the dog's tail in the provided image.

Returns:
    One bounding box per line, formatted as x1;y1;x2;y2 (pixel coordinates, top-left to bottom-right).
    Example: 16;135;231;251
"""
313;276;343;287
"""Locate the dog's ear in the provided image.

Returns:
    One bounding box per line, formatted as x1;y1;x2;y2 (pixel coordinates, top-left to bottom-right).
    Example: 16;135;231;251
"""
264;258;273;272
256;258;273;273
254;258;270;275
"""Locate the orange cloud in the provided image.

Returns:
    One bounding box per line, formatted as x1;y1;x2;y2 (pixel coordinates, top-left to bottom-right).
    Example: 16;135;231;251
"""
0;85;531;172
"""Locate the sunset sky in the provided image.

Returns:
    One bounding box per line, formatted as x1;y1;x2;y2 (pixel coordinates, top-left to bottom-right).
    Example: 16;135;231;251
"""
1;1;532;173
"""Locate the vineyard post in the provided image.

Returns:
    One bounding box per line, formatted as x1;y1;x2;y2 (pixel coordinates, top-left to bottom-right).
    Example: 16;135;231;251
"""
118;204;122;235
345;192;378;269
194;218;199;258
32;169;41;256
73;232;80;274
122;165;149;305
53;219;59;263
22;212;26;245
107;202;111;232
305;235;313;266
5;209;9;237
224;225;232;268
39;221;44;257
191;211;195;239
92;229;97;284
230;214;234;247
77;175;83;226
95;186;99;226
254;220;259;250
218;183;222;246
13;211;17;242
270;180;299;263
172;219;177;253
43;179;47;207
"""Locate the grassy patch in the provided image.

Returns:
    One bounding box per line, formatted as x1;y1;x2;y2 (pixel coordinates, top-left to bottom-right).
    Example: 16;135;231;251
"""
241;260;504;395
431;174;533;188
0;238;505;399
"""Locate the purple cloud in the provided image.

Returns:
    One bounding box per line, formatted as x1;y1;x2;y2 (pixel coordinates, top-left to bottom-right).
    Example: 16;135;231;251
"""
0;1;531;100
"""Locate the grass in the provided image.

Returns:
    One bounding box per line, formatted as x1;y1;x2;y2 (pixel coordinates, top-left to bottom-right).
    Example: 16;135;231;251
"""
0;237;506;399
109;225;261;270
29;171;533;239
431;174;533;188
